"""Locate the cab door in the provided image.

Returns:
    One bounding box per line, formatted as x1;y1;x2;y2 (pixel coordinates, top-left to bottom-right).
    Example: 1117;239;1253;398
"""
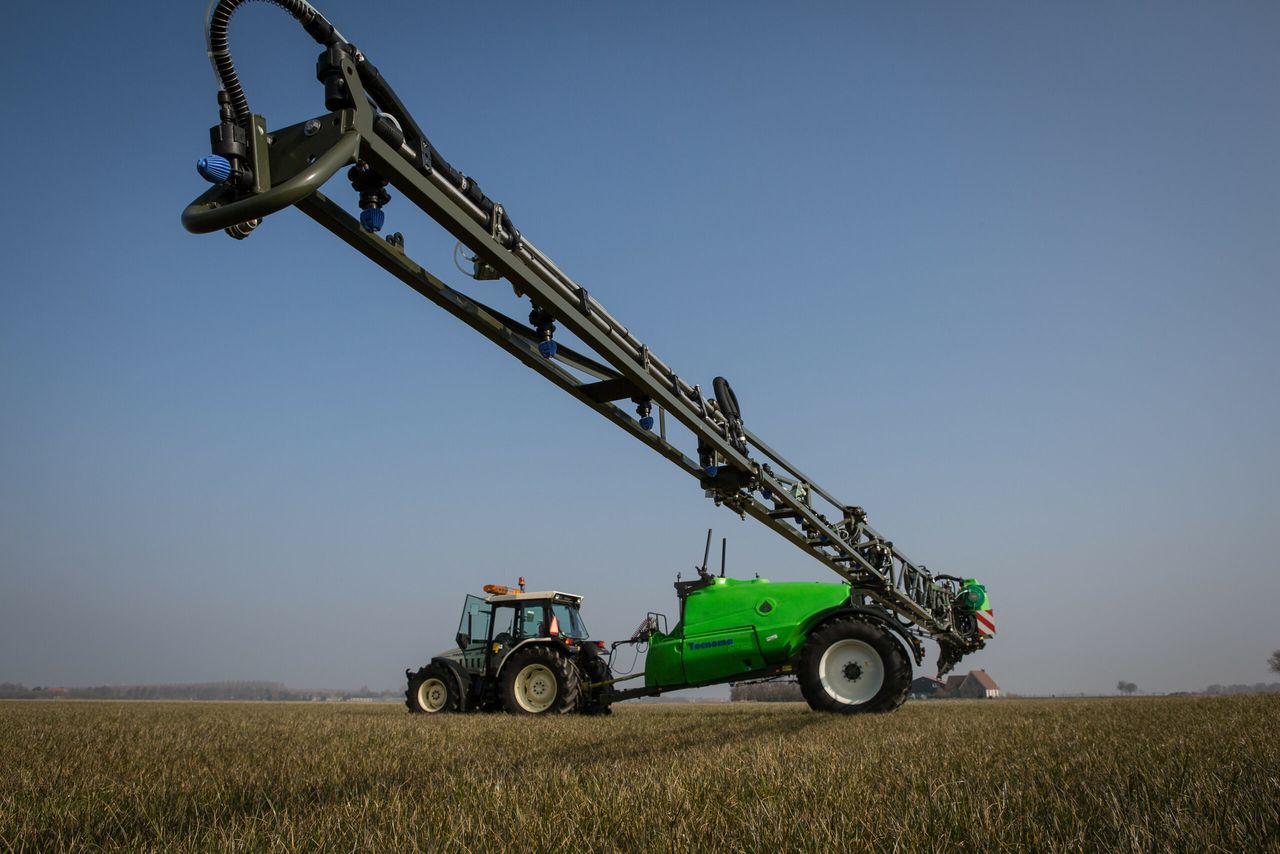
487;601;550;674
456;595;492;674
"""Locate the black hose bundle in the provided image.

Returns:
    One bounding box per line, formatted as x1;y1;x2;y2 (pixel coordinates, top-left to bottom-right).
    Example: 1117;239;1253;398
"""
206;0;341;131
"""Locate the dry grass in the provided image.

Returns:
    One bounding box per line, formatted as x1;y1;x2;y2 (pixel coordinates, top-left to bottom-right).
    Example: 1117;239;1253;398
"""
1;696;1277;852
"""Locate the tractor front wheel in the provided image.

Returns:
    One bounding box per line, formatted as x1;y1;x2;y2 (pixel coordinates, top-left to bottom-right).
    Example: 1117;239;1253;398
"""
501;646;580;715
405;663;460;714
799;618;911;714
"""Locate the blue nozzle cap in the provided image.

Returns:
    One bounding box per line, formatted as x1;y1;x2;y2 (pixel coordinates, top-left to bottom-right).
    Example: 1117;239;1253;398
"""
538;340;557;359
705;465;718;477
196;155;231;183
761;489;772;501
639;415;655;431
360;208;385;232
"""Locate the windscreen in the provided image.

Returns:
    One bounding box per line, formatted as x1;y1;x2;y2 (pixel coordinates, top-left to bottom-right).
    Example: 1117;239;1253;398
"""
552;603;589;639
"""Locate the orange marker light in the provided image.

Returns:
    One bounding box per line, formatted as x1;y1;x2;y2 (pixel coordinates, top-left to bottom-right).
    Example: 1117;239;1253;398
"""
483;584;511;595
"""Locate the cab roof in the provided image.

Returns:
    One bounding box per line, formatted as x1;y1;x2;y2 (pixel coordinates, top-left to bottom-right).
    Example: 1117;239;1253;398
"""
483;590;583;605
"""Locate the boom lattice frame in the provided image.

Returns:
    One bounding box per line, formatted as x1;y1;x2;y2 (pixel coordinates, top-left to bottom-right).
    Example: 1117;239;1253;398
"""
182;3;986;673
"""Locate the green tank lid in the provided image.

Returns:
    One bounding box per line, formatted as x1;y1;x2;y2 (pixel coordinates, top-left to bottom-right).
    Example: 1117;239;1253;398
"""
960;579;989;611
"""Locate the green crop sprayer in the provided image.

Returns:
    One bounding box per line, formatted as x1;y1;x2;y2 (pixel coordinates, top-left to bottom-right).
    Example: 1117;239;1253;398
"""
182;0;995;714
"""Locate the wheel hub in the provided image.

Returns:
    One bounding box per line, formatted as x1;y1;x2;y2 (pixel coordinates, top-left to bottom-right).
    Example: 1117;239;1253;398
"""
417;677;448;712
818;638;885;705
514;663;557;713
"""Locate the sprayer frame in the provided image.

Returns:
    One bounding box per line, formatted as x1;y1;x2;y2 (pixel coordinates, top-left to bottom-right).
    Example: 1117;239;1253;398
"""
182;37;988;673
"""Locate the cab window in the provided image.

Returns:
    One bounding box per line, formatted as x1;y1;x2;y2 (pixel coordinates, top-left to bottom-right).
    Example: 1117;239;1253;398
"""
518;605;546;638
490;603;546;641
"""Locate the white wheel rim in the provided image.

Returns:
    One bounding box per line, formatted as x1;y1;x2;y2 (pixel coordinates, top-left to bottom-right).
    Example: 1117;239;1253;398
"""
514;663;557;713
417;677;448;712
818;639;884;705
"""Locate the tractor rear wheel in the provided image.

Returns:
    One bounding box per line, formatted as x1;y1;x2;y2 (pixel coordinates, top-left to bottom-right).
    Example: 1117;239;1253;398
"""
405;663;460;714
798;618;911;714
501;646;580;715
578;653;614;715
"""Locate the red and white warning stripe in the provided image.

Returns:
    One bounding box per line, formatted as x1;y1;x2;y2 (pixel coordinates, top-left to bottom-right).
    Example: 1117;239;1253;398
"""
975;609;996;636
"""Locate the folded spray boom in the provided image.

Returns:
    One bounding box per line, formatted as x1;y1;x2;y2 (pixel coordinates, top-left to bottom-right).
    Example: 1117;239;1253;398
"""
182;0;991;675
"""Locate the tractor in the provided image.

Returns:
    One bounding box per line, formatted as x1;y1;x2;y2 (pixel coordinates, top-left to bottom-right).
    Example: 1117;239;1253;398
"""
406;582;613;715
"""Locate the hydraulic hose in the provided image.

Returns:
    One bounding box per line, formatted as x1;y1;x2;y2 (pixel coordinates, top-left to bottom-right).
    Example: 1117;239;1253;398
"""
205;0;343;130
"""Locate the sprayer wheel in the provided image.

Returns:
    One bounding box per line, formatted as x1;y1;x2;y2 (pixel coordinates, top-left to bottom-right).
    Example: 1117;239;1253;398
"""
799;618;911;714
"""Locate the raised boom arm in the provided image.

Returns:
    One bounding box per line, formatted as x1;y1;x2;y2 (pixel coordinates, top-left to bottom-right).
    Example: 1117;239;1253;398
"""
182;0;990;675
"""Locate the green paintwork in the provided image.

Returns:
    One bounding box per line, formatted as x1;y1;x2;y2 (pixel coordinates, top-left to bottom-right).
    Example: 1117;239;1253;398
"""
960;579;989;612
643;577;852;688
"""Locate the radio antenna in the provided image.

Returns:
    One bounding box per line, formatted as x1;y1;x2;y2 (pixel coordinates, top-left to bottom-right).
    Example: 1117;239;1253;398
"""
698;528;712;577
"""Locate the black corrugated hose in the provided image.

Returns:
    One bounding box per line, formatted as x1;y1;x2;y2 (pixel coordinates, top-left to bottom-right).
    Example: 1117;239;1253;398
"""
206;0;341;131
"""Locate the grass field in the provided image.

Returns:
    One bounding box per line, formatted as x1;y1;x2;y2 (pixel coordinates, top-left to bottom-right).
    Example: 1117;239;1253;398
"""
2;696;1277;851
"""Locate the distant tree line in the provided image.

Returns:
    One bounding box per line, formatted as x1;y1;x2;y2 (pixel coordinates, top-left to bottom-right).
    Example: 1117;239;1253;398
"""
0;681;400;701
1204;683;1280;696
71;682;299;701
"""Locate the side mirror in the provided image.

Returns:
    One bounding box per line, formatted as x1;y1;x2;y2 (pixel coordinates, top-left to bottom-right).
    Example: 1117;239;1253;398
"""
456;633;470;649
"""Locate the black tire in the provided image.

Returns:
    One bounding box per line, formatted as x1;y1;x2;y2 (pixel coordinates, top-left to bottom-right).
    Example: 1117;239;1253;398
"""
798;618;911;714
577;653;614;715
405;663;460;714
500;646;580;715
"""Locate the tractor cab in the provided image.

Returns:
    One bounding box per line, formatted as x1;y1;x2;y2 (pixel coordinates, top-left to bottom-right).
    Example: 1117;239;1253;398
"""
451;585;590;677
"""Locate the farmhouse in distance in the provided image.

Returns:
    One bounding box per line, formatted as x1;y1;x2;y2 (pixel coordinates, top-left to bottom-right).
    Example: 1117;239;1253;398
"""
910;670;1003;699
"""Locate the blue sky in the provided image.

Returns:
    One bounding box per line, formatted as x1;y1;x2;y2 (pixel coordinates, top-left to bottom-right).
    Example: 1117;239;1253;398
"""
2;1;1277;695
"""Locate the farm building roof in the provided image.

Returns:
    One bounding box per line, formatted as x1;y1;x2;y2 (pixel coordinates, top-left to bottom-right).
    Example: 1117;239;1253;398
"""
968;670;1000;690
